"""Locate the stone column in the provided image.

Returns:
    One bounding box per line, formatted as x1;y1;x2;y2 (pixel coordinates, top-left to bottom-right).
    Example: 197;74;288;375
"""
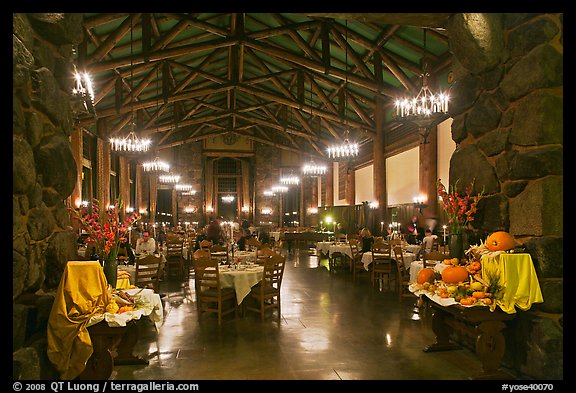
149;174;157;225
345;162;355;206
119;156;130;210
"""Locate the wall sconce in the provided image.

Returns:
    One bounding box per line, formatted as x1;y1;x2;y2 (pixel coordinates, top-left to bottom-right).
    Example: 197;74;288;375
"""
307;207;318;214
184;206;196;214
413;196;428;214
221;195;235;203
206;206;214;213
261;208;273;215
241;206;250;213
369;201;379;209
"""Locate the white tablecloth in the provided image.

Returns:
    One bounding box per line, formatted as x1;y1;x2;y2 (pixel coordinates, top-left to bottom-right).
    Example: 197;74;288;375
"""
409;261;449;283
88;288;164;330
361;251;417;271
269;232;281;242
219;265;264;305
316;242;352;259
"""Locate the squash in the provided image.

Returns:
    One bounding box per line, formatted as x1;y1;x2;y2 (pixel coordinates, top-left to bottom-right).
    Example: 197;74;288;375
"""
417;268;435;285
441;265;469;284
486;231;516;252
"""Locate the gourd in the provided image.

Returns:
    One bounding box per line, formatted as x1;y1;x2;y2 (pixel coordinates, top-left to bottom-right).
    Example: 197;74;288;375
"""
441;266;469;284
486;231;516;252
105;299;119;314
417;268;435;284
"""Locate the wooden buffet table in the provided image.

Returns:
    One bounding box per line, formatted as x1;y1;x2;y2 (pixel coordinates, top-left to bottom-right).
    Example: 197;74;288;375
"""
416;252;543;380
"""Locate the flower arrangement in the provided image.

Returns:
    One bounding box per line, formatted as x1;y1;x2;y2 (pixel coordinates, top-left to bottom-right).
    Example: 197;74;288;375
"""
437;179;484;235
69;198;141;264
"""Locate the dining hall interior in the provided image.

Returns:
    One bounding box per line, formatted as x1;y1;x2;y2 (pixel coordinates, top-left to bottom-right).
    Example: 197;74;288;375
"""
13;13;563;383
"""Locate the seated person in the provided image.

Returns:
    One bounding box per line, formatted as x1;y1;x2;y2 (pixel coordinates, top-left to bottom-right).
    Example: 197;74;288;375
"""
421;229;439;254
117;241;135;264
358;227;374;253
135;230;157;254
236;229;253;251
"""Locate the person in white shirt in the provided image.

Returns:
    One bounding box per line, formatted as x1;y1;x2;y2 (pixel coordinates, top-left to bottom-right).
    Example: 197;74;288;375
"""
421;229;439;254
135;230;157;254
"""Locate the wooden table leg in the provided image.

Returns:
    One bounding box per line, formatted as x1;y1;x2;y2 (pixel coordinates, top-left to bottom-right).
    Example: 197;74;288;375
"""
423;307;460;352
472;320;513;379
114;320;149;365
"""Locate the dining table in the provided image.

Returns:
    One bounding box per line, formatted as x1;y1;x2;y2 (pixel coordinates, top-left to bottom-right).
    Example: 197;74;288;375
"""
316;241;353;259
409;260;449;283
361;250;417;271
219;264;264;305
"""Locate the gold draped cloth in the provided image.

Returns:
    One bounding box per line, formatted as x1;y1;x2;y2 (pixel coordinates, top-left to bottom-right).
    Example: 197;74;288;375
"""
47;261;111;380
481;253;544;314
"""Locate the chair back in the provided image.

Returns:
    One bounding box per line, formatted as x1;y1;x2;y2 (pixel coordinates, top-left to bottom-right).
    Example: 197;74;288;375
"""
256;246;276;263
165;237;184;258
210;244;229;264
422;251;446;269
392;246;405;271
199;239;213;250
245;237;262;251
371;241;392;260
261;254;286;290
348;238;360;260
193;256;220;293
193;248;211;259
337;233;347;242
135;254;162;292
389;238;402;246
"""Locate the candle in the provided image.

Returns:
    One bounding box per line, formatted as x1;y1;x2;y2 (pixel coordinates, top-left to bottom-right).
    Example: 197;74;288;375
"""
380;221;384;233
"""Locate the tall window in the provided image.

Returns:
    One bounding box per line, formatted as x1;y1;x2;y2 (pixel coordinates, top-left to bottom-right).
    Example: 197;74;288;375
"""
216;158;240;220
82;130;97;203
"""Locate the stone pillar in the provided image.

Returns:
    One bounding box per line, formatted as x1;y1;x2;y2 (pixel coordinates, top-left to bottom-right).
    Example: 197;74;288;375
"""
374;95;387;234
345;162;355;206
149;174;157;225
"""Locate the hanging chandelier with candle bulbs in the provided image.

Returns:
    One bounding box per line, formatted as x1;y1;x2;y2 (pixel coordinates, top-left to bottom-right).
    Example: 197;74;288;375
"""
302;162;327;177
280;174;300;185
394;28;449;133
158;174;181;184
142;156;170;173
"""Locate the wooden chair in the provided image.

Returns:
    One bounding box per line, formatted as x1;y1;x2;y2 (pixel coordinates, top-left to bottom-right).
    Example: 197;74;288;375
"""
371;241;394;290
336;233;348;242
165;236;185;279
134;254;162;292
392;246;416;302
193;255;237;326
245;237;262;252
246;253;286;324
256;246;276;264
199;239;213;251
349;239;368;282
422;251;447;269
209;244;229;264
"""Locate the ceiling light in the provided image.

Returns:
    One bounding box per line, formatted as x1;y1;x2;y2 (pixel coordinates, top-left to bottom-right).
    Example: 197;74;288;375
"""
159;174;180;183
142;156;170;173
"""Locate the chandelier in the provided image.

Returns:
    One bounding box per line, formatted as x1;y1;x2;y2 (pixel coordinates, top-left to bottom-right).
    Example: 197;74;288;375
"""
158;174;180;183
175;184;194;192
327;21;359;160
302;162;327;176
327;130;359;159
271;185;288;194
71;64;95;114
110;131;151;153
142;156;170;173
280;174;299;185
109;20;151;154
221;195;235;203
394;28;449;133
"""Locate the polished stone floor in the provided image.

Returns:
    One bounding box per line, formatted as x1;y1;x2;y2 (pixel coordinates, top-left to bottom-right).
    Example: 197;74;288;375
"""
111;248;505;381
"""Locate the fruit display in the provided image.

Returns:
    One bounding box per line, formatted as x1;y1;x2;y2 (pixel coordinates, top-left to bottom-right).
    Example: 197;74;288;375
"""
485;231;516;252
105;289;144;314
417;268;435;284
441;265;469;284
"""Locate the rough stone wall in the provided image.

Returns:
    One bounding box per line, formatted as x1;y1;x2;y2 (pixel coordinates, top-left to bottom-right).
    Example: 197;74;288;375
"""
446;13;563;379
13;13;84;379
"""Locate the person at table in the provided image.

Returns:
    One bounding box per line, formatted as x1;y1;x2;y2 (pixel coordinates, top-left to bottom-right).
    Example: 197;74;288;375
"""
358;227;374;253
237;228;254;251
406;215;424;245
206;219;226;245
118;240;135;264
421;228;439;254
136;230;157;255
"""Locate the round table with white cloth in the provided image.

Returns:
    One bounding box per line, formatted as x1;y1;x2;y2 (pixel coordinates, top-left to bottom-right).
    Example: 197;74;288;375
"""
361;251;416;271
219;265;264;305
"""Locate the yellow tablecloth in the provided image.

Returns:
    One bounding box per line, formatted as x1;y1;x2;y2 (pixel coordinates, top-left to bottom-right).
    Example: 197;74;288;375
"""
481;253;544;314
47;261;110;380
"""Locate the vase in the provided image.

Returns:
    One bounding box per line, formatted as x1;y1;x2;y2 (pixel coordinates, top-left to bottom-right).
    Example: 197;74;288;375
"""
102;255;118;289
449;233;464;260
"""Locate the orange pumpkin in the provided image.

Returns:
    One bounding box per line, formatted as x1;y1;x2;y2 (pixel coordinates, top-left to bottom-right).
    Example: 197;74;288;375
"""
486;231;516;252
441;266;469;284
417;268;435;285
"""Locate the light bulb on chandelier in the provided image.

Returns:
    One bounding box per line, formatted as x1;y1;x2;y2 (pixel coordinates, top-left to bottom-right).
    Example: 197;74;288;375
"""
159;174;180;184
142;156;170;173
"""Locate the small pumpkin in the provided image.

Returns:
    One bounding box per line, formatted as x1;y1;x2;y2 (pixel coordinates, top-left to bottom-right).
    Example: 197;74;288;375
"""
417;268;435;285
486;231;516;252
441;265;469;284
